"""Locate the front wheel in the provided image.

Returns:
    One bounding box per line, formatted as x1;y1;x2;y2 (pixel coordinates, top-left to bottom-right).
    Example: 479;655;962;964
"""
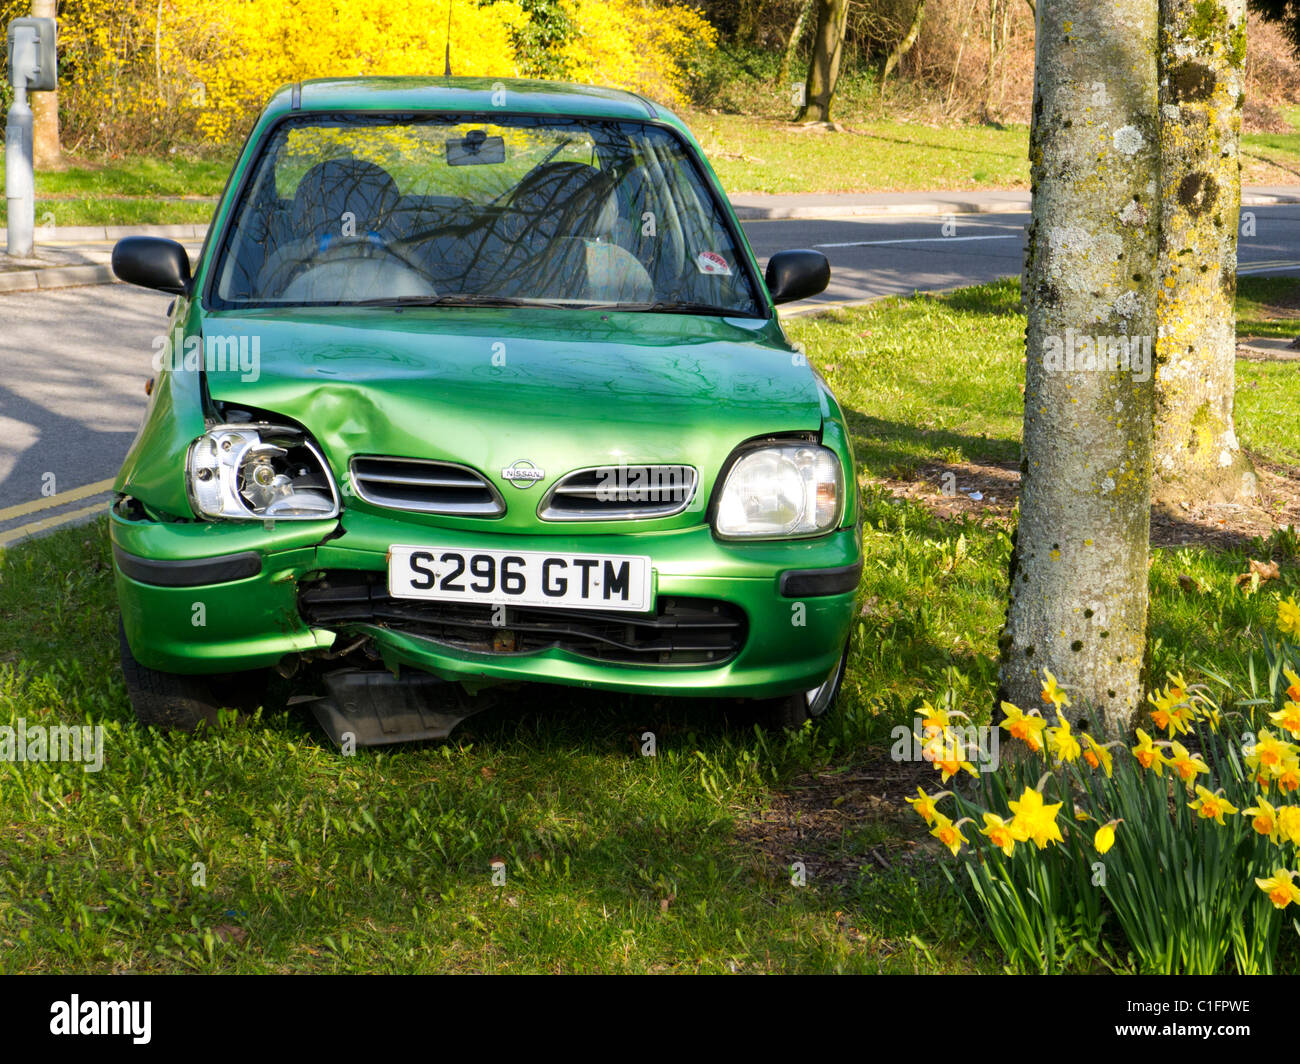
752;637;851;730
119;618;265;732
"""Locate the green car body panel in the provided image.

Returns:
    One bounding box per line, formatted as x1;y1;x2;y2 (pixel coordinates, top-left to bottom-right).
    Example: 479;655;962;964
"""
112;77;862;701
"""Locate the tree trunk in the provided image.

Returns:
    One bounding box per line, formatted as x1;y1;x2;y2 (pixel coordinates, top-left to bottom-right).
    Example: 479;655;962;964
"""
881;0;926;94
798;0;850;123
31;0;62;169
778;0;815;87
1152;0;1256;504
998;0;1160;737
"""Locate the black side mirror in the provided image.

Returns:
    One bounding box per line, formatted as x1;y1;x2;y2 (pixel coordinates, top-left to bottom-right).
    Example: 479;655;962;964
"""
765;249;830;305
112;236;192;295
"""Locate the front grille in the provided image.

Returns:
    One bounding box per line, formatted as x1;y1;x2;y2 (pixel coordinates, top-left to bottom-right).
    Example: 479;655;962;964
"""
349;456;504;516
298;571;745;666
538;464;697;520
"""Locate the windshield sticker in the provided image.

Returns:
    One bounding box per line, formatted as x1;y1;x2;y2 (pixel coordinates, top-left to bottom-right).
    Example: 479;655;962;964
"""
695;251;732;276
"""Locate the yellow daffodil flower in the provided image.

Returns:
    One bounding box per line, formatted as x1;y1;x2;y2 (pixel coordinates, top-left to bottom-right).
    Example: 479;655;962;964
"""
1093;820;1119;854
1284;666;1300;704
999;701;1047;753
930;812;967;856
1248;729;1294;776
980;812;1016;857
1278;758;1300;794
1278;597;1300;637
1277;806;1300;847
1081;733;1115;777
1132;728;1165;775
1166;741;1210;787
1243;796;1279;839
1040;668;1071;712
1268;701;1300;740
1255;869;1300;910
905;786;947;825
1008;786;1064;849
920;729;978;783
1046;713;1082;764
1188;786;1238;824
918;700;957;735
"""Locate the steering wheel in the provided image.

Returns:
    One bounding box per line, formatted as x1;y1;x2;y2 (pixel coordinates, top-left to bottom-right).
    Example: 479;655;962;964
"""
275;236;439;295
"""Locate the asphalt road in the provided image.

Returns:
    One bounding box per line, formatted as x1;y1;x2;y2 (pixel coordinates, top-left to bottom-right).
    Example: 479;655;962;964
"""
2;206;1299;535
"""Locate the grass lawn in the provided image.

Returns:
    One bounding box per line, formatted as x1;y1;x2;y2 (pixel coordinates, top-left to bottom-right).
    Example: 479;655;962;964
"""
0;154;228;228
1;279;1297;973
688;112;1300;196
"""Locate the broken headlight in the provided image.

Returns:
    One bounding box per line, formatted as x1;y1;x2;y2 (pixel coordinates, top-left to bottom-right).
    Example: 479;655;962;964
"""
186;424;339;520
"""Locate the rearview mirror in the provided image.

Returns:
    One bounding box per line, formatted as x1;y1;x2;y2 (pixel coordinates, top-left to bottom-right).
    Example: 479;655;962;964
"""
112;236;192;295
447;129;506;166
765;249;830;305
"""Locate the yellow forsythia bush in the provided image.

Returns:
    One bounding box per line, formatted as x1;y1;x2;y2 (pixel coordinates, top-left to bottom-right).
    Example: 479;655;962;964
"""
558;0;718;108
14;0;717;152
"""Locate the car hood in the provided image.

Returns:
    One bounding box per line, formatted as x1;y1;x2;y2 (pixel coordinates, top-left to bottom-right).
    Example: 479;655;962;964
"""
200;306;825;531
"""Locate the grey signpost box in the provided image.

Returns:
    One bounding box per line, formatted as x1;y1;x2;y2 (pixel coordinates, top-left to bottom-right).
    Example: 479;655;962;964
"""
6;16;57;258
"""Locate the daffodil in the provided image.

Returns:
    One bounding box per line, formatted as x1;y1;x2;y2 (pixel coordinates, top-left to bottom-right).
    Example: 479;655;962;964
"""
1278;597;1300;637
1243;796;1279;839
1278;758;1300;795
1166;742;1209;788
930;812;968;856
1148;682;1192;736
1008;786;1064;849
1039;668;1071;712
918;700;966;735
980;812;1017;857
1132;728;1165;774
1188;786;1238;824
1268;701;1300;740
1045;713;1081;764
920;729;978;783
905;786;946;825
1081;733;1115;777
1093;820;1120;855
1284;666;1300;704
1277;806;1300;847
999;701;1047;753
1255;869;1300;910
1247;728;1294;776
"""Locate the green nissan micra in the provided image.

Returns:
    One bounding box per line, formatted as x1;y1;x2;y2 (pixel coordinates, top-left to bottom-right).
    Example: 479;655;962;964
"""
110;77;862;742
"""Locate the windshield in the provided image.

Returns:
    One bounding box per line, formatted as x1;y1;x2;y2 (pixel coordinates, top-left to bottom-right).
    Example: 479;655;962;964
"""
209;113;762;315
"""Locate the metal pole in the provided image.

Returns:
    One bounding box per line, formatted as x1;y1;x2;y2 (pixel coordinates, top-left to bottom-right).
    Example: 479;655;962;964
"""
6;31;36;258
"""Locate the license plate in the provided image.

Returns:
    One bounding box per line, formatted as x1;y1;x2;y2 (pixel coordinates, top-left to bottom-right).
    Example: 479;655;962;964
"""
388;545;654;612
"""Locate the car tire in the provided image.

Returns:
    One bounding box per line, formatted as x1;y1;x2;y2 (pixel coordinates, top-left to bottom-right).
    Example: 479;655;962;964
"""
118;618;226;732
754;637;851;731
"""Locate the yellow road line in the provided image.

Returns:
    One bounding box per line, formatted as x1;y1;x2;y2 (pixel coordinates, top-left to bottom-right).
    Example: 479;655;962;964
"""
0;501;109;548
0;478;115;524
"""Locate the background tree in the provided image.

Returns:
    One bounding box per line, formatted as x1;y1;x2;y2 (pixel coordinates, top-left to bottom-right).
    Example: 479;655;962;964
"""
1248;0;1300;44
798;0;851;122
880;0;926;95
31;0;61;167
778;0;815;87
1153;0;1257;505
998;0;1160;736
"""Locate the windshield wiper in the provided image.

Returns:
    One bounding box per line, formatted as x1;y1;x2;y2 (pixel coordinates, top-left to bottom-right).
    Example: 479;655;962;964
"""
594;301;754;317
350;294;572;309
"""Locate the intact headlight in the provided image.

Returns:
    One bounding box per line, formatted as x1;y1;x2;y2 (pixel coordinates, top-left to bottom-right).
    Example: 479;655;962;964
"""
187;424;339;520
714;443;843;539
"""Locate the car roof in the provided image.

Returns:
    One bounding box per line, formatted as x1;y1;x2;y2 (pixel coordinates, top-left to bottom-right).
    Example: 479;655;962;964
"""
263;77;671;124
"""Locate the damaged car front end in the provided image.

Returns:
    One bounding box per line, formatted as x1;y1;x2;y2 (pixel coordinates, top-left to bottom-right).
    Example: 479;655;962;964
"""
110;77;862;742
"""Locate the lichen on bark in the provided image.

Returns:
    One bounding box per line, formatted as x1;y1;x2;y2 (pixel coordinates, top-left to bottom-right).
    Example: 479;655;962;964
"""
1153;0;1257;504
997;0;1159;737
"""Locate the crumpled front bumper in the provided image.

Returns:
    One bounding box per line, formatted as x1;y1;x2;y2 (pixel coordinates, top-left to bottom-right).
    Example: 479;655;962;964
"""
112;507;862;700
